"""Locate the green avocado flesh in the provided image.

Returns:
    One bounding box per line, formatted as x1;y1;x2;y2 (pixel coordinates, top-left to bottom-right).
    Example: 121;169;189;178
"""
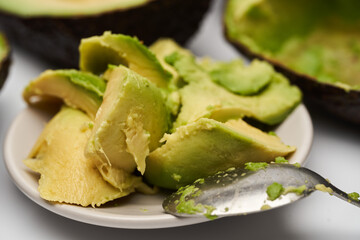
85;65;170;187
0;0;148;17
266;182;284;201
166;52;301;128
244;162;269;171
24;32;300;201
23;70;106;119
149;38;192;89
201;58;273;95
145;118;295;189
171;185;217;219
348;192;360;201
79;32;171;88
0;34;8;61
225;0;360;89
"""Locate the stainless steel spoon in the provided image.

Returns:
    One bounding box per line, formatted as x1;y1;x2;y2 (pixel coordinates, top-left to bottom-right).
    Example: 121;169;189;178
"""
163;163;360;218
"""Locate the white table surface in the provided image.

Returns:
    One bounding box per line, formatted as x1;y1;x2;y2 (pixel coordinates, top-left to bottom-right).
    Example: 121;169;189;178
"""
1;1;360;239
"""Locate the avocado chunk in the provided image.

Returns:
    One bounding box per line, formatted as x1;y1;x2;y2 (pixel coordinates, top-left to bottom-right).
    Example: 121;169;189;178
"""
145;118;296;189
225;0;360;124
24;107;145;207
85;65;170;189
23;69;106;119
0;0;211;67
150;38;192;89
166;52;301;128
79;32;171;88
203;59;273;95
0;33;10;90
149;38;193;116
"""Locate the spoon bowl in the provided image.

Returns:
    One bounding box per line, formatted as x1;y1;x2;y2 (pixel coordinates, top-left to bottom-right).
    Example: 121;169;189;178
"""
163;163;360;218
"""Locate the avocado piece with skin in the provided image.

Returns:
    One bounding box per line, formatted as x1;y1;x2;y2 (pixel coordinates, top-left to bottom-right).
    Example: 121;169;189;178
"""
225;0;360;89
145;117;296;189
80;32;171;88
85;65;170;190
0;0;211;67
24;107;146;207
225;0;360;124
0;0;151;16
166;52;302;128
23;69;106;120
0;33;11;90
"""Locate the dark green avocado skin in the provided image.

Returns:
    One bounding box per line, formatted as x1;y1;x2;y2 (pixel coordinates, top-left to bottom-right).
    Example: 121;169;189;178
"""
0;35;10;90
225;33;360;125
0;0;211;68
0;54;10;90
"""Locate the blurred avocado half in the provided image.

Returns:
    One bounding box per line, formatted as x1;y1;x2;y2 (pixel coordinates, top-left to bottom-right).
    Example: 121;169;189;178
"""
0;0;211;67
0;33;10;90
224;0;360;124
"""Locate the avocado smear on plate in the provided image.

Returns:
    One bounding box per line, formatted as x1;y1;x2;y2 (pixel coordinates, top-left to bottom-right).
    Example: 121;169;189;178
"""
23;33;301;206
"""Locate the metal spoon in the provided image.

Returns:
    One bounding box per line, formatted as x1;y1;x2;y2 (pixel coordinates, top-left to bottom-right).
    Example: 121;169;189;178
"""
163;163;360;218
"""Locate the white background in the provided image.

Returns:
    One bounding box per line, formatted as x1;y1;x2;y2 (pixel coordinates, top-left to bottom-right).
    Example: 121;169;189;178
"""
1;1;360;239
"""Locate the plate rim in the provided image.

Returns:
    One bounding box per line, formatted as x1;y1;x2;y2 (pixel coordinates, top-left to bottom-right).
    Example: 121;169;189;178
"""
3;104;313;229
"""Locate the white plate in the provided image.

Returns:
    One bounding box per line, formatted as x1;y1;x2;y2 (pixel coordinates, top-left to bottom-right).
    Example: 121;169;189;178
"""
3;104;313;229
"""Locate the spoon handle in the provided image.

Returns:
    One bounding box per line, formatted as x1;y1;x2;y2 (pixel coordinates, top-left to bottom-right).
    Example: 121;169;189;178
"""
327;183;360;208
303;167;360;207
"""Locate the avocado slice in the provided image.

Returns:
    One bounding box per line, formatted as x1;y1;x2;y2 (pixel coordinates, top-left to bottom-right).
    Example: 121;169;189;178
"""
149;38;193;89
149;38;195;116
201;58;273;95
79;32;171;88
0;33;11;90
23;69;106;119
0;0;211;67
166;52;301;128
85;65;171;189
145;117;295;189
24;107;145;207
225;0;360;124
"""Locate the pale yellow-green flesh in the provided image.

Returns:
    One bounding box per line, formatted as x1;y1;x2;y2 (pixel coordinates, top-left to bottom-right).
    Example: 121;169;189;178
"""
85;66;170;185
0;0;148;17
315;184;334;194
145;118;295;189
0;34;8;61
24;107;141;207
79;32;171;89
225;0;360;89
23;70;104;120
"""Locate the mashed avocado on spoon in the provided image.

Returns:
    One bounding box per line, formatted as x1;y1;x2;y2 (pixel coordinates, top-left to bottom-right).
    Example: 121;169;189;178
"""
163;161;360;219
23;33;301;207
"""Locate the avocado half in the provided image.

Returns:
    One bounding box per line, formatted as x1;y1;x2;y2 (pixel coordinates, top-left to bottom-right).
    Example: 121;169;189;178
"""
0;0;211;67
0;33;10;90
224;0;360;124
